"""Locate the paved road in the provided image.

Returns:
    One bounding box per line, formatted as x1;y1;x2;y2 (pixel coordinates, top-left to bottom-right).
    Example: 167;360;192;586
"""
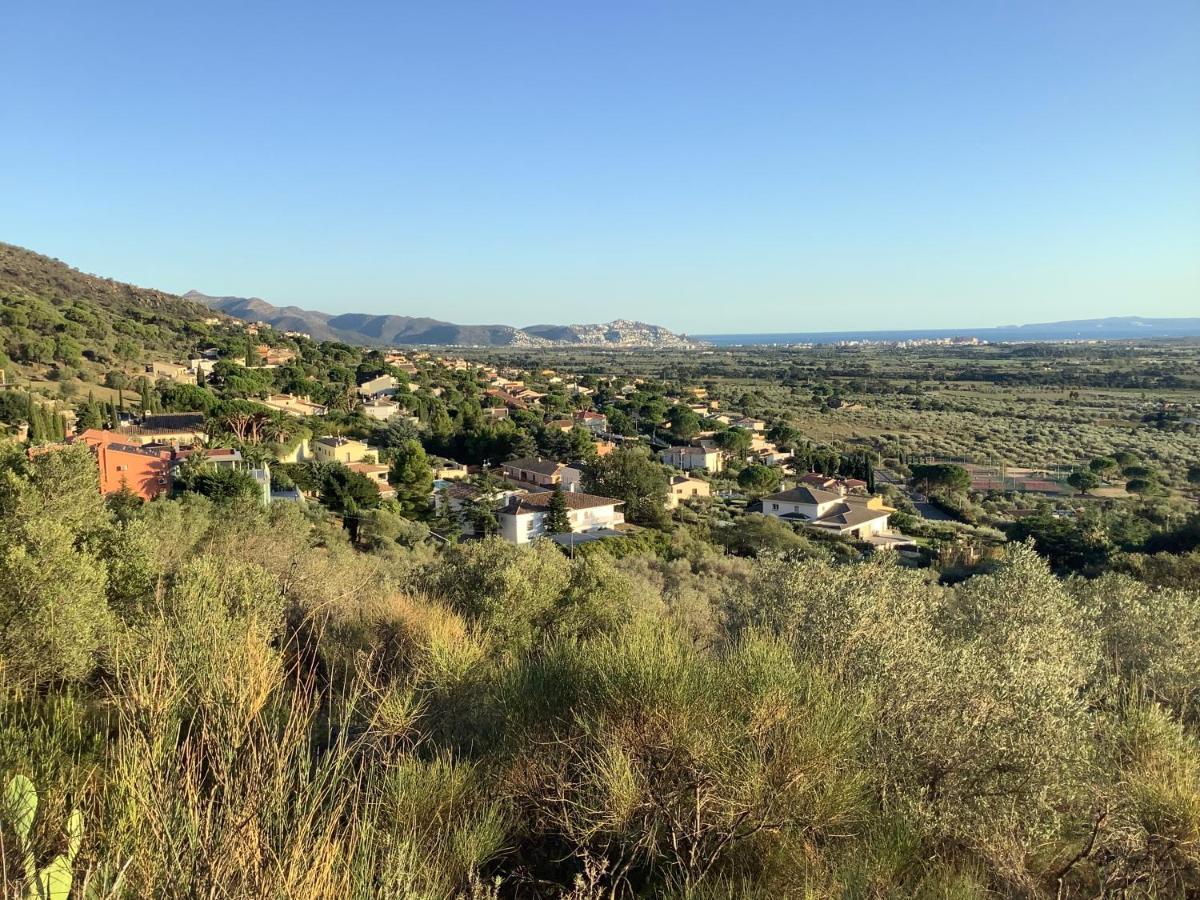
913;501;957;522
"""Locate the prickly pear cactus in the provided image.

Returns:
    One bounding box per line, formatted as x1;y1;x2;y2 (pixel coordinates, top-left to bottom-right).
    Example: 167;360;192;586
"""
2;775;84;900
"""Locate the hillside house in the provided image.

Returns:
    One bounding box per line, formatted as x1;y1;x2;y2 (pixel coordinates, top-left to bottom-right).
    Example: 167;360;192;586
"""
560;464;586;493
754;447;793;467
143;361;192;383
261;394;328;417
660;444;724;473
255;345;296;366
497;491;624;545
501;457;565;487
433;461;470;480
188;357;216;379
732;417;766;432
313;436;374;465
761;486;895;541
573;410;608;433
799;473;869;493
361;398;402;421
347;462;396;499
358;374;399;399
666;474;711;509
71;429;176;500
485;389;528;411
116;412;207;448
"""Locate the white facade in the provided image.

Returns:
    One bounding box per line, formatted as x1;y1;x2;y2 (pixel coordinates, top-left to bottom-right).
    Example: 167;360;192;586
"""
497;493;624;544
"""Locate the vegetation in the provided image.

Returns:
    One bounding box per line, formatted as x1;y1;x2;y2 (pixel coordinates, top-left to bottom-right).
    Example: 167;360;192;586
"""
1;247;1199;896
0;445;1198;897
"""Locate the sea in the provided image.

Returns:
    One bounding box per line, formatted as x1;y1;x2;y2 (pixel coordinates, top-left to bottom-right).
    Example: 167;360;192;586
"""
695;319;1200;346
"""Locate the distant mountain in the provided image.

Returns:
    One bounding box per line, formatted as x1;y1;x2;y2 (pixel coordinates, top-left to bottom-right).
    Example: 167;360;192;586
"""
185;291;698;348
699;316;1200;346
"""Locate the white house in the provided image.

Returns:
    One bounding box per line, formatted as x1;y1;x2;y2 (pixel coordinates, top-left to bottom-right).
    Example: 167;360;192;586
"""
358;374;399;399
361;398;402;421
497;491;624;544
660;444;723;473
760;485;894;540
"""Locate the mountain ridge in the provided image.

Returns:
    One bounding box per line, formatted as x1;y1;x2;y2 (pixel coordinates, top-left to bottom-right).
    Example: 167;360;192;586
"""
184;290;699;348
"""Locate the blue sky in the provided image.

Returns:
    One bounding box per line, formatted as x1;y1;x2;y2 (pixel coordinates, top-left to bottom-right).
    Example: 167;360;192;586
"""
3;1;1197;333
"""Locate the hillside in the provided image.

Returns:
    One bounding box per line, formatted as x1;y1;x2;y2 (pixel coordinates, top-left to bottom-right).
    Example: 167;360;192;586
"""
185;290;698;348
0;242;223;372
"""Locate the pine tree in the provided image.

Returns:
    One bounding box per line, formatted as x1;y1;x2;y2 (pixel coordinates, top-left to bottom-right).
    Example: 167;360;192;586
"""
389;439;433;518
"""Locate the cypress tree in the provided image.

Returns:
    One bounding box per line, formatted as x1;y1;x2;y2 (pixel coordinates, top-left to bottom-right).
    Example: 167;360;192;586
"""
545;485;571;535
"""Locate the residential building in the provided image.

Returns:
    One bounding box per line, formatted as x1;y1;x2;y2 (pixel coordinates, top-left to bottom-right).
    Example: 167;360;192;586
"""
666;474;711;509
573;410;608;433
799;472;868;493
433;461;470;480
485;388;528;411
660;444;723;473
761;486;895;540
732;416;766;432
187;357;216;379
358;374;399;399
754;447;793;467
313;436;374;465
71;429;175;500
501;456;565;487
116;412;207;447
361;398;402;421
432;481;517;537
560;464;586;492
255;345;296;366
347;462;396;499
143;361;192;383
187;448;272;505
497;490;624;544
261;394;328;417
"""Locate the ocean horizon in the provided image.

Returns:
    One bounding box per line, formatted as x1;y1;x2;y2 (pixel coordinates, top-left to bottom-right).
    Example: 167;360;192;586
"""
695;317;1200;346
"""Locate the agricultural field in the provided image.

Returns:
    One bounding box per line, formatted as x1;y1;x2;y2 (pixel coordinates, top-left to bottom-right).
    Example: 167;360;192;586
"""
477;340;1200;489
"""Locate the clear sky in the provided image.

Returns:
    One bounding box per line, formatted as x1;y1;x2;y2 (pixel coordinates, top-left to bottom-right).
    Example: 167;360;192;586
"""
3;1;1197;333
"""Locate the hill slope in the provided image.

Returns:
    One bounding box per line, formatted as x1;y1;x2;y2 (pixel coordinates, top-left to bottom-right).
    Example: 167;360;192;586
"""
0;243;222;371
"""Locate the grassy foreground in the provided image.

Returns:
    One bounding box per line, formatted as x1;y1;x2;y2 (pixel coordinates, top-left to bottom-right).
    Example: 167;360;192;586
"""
1;446;1198;898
